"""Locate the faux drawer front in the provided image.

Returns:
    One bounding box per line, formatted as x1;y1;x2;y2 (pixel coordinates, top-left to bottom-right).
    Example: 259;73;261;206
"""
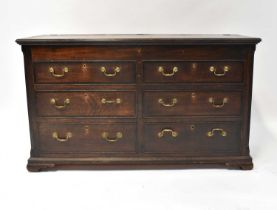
143;122;240;155
143;61;243;83
143;91;241;117
34;61;136;83
38;122;136;153
36;91;136;117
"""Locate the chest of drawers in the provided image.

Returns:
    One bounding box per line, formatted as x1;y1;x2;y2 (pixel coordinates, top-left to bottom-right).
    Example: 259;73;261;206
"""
16;34;261;171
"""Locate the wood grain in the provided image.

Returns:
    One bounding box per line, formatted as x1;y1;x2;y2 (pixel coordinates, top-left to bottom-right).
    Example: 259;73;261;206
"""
143;91;242;116
16;34;261;171
36;91;136;117
34;61;136;83
143;61;243;83
37;122;136;153
143;121;241;155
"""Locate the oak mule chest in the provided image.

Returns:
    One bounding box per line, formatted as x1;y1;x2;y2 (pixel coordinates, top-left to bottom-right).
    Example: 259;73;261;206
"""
16;34;261;171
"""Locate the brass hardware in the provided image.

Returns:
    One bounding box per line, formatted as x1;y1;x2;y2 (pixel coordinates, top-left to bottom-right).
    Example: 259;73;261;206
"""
158;98;178;107
207;128;227;137
50;98;70;109
208;97;228;108
82;64;87;71
158;128;178;138
84;126;90;135
191;92;197;103
101;132;123;142
158;66;178;76
49;67;69;78
101;98;122;104
209;66;229;77
52;131;72;142
100;66;121;77
190;125;195;131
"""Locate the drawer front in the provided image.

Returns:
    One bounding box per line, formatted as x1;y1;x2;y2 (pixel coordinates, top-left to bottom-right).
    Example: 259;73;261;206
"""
143;61;243;83
143;122;241;155
36;91;136;117
38;122;136;153
143;91;241;116
34;61;136;83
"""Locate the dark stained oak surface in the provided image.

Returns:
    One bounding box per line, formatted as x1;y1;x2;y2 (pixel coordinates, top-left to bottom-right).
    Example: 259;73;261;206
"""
143;91;242;116
38;122;137;153
143;121;241;155
143;61;243;83
30;45;250;61
16;34;261;171
36;91;136;117
34;61;136;83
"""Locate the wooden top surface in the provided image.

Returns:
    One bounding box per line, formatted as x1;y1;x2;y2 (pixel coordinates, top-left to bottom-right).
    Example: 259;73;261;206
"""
16;34;261;45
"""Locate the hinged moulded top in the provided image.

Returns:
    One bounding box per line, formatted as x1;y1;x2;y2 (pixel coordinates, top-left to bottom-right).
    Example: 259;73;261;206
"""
16;34;261;45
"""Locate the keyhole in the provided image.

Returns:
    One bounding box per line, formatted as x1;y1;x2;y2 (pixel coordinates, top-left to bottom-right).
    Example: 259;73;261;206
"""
191;92;197;103
84;126;89;135
190;125;195;131
82;64;87;71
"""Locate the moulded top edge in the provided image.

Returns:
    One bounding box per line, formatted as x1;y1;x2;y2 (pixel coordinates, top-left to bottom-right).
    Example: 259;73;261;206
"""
16;34;262;45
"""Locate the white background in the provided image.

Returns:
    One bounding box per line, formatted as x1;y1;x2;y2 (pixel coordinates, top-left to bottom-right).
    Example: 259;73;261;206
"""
1;0;277;209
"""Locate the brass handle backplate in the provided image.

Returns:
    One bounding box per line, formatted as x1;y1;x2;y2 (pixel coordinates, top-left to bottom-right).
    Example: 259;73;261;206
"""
209;66;229;77
158;66;178;76
101;132;123;142
158;98;178;107
100;66;121;77
208;97;228;108
49;67;69;78
50;98;70;109
52;131;72;142
158;128;178;138
101;98;122;104
207;128;227;137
